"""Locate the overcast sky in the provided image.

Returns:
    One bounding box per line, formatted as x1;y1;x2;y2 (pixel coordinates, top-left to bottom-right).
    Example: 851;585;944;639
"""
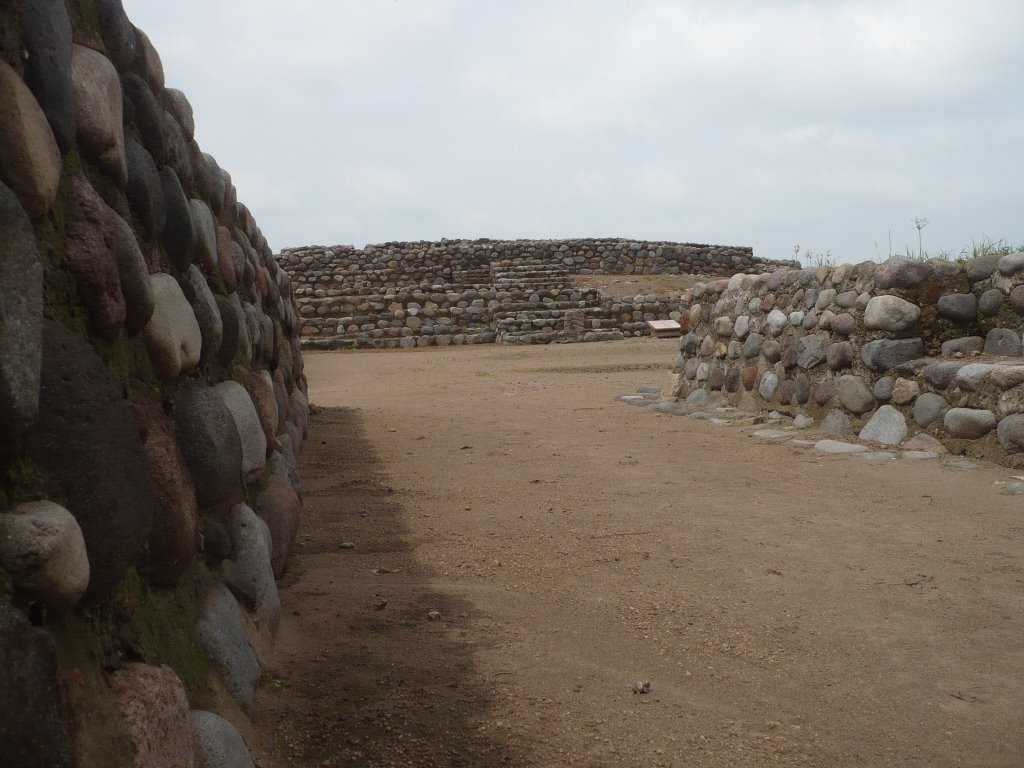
125;0;1023;264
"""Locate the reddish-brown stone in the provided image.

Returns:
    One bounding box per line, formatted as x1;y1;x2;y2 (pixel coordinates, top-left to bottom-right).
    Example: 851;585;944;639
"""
778;379;796;405
65;172;128;340
814;379;837;406
129;396;198;586
0;603;72;766
244;370;279;449
741;366;759;391
216;226;238;292
29;321;156;601
111;664;197;768
256;476;301;578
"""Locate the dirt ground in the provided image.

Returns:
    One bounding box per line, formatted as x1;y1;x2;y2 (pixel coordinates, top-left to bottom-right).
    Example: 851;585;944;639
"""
252;338;1024;768
575;274;700;296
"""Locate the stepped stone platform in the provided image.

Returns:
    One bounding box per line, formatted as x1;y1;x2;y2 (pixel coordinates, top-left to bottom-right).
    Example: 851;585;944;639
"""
279;238;794;349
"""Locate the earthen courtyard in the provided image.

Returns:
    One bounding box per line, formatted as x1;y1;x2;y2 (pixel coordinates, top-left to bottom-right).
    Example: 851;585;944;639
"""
253;338;1024;767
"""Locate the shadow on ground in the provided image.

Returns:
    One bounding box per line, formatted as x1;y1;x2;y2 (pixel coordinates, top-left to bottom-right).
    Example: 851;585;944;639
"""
252;407;531;767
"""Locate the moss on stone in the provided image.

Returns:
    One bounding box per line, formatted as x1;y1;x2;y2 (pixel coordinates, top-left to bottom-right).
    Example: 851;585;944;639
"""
38;152;91;336
121;568;218;710
91;332;160;392
48;612;137;768
0;450;43;513
0;2;25;72
0;565;13;599
65;0;105;53
993;303;1024;337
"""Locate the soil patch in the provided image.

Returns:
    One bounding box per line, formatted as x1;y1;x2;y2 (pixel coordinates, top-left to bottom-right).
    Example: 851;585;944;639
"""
252;339;1024;767
575;274;703;296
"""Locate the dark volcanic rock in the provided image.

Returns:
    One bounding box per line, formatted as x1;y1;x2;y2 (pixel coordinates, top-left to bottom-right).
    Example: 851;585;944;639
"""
162;89;195;140
965;253;1001;282
873;257;933;290
940;336;984;356
937;292;978;323
0;602;72;767
160;167;196;271
95;0;137;71
162;111;192;189
923;361;966;390
174;380;244;509
28;321;156;601
121;72;166;163
65;171;154;336
65;172;128;341
0;181;43;445
20;0;76;151
129;396;198;586
1010;286;1024;316
826;341;853;370
997;414;1024;453
202;522;232;560
985;328;1022;357
181;266;223;363
978;288;1004;316
860;338;925;373
125;137;165;238
215;294;243;367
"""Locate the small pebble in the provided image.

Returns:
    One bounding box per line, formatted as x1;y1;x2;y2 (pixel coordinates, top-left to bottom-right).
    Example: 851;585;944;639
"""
752;429;790;439
944;460;980;471
338;542;356;549
858;451;896;461
427;610;442;621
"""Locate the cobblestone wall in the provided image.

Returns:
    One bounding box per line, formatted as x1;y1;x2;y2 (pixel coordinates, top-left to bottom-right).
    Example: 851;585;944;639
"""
670;255;1024;467
281;239;793;348
0;3;304;766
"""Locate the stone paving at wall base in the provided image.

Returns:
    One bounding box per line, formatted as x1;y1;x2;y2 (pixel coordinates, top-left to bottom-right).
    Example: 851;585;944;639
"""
616;385;1024;494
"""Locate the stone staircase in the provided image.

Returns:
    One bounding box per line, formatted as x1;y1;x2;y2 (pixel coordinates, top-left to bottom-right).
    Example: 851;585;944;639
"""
489;260;622;344
296;257;680;349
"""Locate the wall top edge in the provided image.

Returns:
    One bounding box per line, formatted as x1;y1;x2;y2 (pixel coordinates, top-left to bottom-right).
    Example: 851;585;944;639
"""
277;237;761;254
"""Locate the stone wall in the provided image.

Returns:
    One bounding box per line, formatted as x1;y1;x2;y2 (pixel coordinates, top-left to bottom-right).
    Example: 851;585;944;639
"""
670;255;1024;467
281;239;792;348
0;3;305;767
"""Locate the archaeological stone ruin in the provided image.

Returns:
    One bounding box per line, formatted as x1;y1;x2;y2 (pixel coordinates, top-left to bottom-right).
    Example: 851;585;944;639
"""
669;255;1024;467
282;238;788;348
4;1;1024;767
0;2;305;766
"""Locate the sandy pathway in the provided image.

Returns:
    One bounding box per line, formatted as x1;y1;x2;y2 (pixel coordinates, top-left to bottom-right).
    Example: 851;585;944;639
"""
253;338;1024;767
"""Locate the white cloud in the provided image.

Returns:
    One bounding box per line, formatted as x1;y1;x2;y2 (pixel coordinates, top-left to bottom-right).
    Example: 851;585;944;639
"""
124;0;1024;261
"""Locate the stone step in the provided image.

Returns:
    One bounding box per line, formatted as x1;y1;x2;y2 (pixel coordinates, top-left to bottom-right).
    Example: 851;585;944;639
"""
501;299;604;312
494;306;614;320
492;263;569;272
492;263;570;272
493;274;574;284
492;272;571;282
497;332;567;345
